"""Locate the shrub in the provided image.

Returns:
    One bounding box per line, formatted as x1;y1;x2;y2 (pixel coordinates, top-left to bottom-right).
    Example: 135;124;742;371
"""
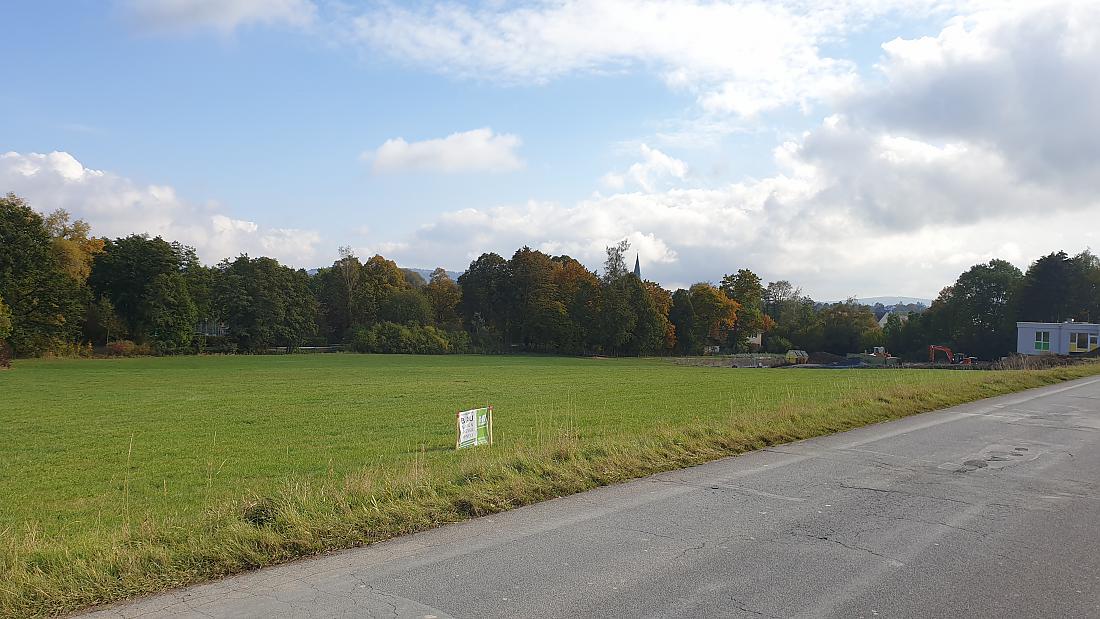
105;340;153;357
345;322;457;354
445;329;471;354
196;336;238;355
44;341;93;358
765;336;793;354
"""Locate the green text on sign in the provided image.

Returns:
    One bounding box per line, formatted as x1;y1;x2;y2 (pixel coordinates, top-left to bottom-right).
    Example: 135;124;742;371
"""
456;406;493;449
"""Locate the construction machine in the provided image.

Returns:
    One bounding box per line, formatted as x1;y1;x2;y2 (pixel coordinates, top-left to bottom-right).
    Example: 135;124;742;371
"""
928;345;974;365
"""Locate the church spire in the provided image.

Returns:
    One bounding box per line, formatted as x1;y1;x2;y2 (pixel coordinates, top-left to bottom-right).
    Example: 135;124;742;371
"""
633;254;641;279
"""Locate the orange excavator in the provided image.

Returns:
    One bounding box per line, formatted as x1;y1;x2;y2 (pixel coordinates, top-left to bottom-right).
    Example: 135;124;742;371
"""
929;345;974;365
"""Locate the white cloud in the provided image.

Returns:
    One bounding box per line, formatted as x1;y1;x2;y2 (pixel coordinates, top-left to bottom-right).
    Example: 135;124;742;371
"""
857;0;1100;192
0;151;321;266
68;0;1100;297
602;144;688;192
366;128;523;174
355;1;1100;299
120;0;316;33
377;140;1100;299
346;1;965;119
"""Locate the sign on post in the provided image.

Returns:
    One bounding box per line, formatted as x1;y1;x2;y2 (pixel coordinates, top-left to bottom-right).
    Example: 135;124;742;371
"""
456;406;493;449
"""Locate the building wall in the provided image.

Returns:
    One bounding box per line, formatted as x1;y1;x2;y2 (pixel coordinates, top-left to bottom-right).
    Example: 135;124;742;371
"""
1016;322;1100;355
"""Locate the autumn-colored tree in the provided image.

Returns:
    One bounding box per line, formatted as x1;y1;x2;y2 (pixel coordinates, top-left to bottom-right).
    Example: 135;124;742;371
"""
688;283;739;347
552;255;600;353
44;209;105;283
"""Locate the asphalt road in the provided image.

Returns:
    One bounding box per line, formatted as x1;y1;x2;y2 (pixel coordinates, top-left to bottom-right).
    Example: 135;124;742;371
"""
84;376;1100;618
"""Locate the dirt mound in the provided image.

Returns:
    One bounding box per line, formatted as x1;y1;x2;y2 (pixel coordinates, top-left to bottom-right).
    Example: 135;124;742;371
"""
808;351;843;364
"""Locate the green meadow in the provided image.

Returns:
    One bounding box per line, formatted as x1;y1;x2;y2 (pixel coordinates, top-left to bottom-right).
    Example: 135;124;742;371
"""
2;354;1098;617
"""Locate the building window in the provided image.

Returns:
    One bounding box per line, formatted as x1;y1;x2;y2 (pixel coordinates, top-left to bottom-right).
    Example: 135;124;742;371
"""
1034;331;1050;351
1070;332;1099;353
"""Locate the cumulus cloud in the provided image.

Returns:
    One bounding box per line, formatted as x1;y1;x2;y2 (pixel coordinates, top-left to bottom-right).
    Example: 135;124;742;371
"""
120;0;316;33
0;151;321;266
360;1;1100;299
857;0;1100;192
366;128;523;174
346;0;967;119
602;145;688;192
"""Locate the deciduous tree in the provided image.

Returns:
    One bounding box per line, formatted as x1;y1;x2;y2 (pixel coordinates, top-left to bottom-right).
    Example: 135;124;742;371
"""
0;194;86;355
425;268;462;328
721;269;766;352
217;256;317;352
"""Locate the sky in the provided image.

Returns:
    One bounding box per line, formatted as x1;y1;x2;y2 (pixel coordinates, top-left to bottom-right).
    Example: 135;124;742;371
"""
2;0;1099;300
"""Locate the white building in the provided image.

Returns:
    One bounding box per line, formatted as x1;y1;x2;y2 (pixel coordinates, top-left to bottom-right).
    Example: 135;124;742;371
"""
1016;321;1100;355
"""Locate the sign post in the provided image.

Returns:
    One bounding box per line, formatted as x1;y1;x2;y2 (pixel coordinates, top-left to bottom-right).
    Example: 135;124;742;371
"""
456;406;493;449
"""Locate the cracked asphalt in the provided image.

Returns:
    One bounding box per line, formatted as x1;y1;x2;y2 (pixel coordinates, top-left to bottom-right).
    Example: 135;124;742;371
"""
82;376;1100;618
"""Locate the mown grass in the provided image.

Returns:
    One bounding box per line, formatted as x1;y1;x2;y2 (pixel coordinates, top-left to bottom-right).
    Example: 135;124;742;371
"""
1;354;1098;617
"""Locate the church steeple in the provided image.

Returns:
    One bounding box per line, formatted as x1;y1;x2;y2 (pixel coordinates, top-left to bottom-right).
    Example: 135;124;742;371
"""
633;254;641;279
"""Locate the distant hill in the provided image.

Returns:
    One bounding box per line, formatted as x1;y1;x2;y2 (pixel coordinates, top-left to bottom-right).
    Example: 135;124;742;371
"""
854;296;931;307
404;267;462;282
306;266;462;281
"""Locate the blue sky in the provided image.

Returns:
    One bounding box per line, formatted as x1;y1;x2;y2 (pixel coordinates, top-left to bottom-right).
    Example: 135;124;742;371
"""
3;1;1099;300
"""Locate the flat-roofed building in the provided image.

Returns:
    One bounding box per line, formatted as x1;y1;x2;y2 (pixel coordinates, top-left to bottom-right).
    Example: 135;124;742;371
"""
1016;321;1100;355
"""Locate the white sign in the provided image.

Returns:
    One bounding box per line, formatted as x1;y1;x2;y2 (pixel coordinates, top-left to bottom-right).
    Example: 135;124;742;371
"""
458;409;478;446
456;407;493;449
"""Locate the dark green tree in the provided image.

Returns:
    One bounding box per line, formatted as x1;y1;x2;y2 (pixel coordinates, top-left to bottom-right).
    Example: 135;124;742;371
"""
424;267;462;328
669;289;698;355
458;252;511;334
1070;250;1100;322
354;255;409;326
217;256;317;352
144;272;198;351
621;276;668;355
0;292;11;342
595;241;638;354
0;194;87;355
1016;251;1076;323
378;288;432;326
948;259;1023;358
88;234;186;342
720;269;766;352
85;295;126;346
507;247;565;350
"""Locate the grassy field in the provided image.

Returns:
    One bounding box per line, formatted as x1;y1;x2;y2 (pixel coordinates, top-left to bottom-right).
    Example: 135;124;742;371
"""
2;354;1099;617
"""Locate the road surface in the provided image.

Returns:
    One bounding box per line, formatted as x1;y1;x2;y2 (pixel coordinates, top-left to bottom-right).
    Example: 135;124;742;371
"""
85;376;1100;618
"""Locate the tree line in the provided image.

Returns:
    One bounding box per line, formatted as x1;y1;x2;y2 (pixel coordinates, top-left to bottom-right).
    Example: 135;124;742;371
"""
882;254;1100;360
1;193;1096;360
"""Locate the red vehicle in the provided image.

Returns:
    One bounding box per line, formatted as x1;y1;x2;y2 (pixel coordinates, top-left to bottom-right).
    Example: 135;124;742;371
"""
928;345;974;364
